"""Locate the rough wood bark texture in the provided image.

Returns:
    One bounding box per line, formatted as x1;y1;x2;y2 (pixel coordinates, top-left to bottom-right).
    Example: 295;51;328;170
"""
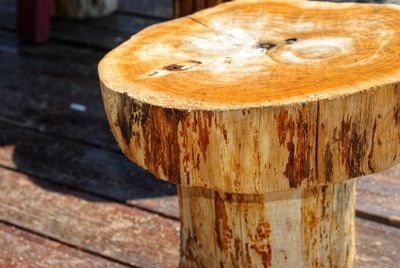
51;0;118;19
179;179;355;267
99;0;400;267
173;0;230;17
99;0;400;194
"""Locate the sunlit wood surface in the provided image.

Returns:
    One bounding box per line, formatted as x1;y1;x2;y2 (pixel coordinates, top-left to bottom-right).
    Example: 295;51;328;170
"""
0;0;399;267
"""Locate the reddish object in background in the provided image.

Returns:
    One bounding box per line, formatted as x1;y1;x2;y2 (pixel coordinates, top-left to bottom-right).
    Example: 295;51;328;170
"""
17;0;51;43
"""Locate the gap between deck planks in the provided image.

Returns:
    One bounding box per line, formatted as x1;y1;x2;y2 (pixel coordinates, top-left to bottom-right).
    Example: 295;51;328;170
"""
0;166;399;268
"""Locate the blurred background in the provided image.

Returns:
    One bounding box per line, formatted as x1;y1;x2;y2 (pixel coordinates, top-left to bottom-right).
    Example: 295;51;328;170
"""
0;0;398;267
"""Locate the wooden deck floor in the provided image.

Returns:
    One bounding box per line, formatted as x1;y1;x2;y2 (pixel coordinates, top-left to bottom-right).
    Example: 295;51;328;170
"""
0;0;399;267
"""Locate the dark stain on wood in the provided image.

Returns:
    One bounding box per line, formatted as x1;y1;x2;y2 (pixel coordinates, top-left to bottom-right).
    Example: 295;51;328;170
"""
348;127;367;178
234;238;242;264
215;192;233;251
336;116;352;165
285;140;296;187
285;38;298;44
118;94;187;184
163;60;202;72
294;111;312;184
368;120;377;173
249;222;272;267
181;231;198;265
164;64;184;71
394;84;400;125
216;120;228;144
197;112;212;160
257;42;276;50
320;186;328;219
277;110;290;146
244;243;252;268
324;142;333;182
116;93;135;146
395;100;400;125
277;110;311;188
147;108;185;183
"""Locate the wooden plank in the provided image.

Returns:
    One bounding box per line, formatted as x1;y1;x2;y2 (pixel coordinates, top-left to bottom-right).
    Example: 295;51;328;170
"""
357;170;400;227
0;123;178;218
0;9;397;226
3;120;400;224
0;42;118;150
356;218;400;268
0;167;180;268
118;0;173;19
0;222;128;268
0;39;178;219
0;166;398;267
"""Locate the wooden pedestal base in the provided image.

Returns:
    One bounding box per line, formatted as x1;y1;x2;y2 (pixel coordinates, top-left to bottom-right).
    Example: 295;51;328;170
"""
99;1;400;267
178;179;356;267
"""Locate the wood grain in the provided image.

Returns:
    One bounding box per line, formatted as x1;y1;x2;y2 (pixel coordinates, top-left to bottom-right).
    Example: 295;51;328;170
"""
99;1;400;266
1;121;399;226
0;123;178;217
357;172;400;227
0;222;127;268
179;179;355;267
355;218;400;268
0;166;398;267
0;27;397;223
0;0;398;266
0;168;180;268
99;0;400;194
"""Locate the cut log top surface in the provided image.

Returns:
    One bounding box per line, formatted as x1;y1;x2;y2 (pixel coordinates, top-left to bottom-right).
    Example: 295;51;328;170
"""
99;0;400;194
99;0;400;110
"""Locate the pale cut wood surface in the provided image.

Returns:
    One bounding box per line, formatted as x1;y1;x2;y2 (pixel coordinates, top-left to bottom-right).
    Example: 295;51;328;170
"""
99;0;400;193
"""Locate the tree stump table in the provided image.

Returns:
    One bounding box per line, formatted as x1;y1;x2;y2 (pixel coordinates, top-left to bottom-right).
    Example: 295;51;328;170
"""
98;0;400;267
